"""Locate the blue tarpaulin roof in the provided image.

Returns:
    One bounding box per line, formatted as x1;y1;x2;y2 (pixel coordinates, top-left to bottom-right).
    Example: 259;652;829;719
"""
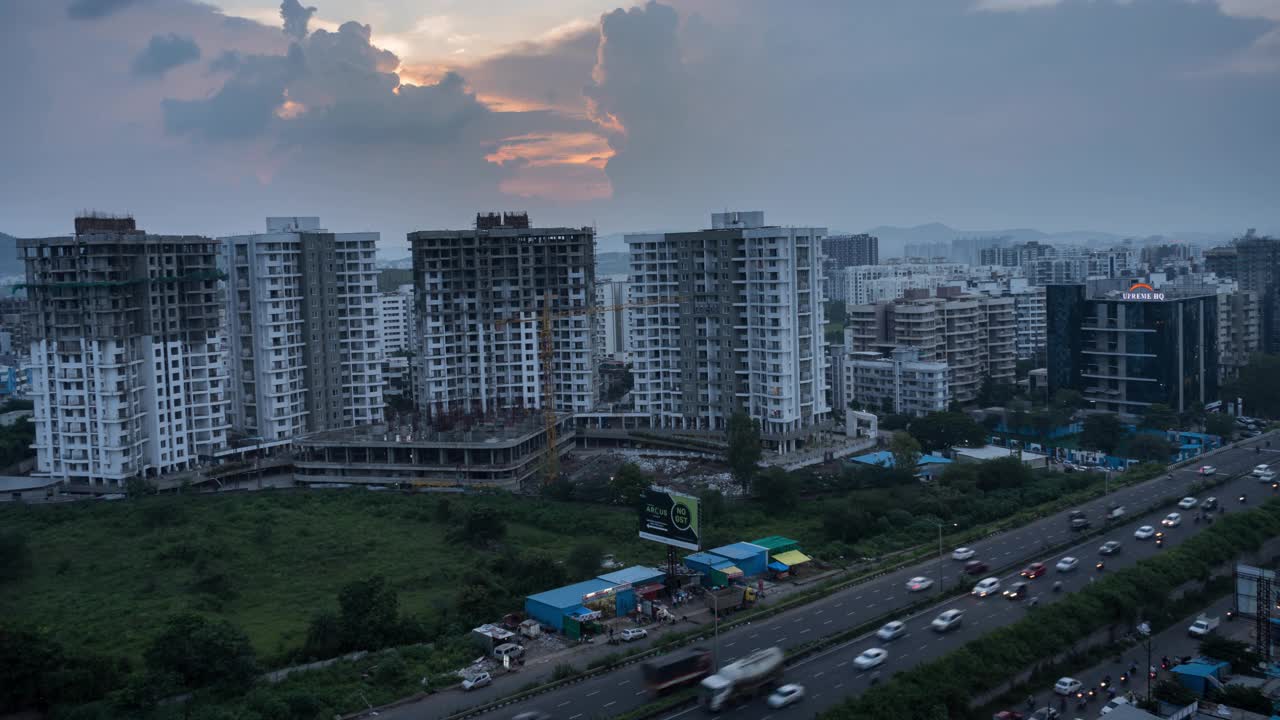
526;579;615;610
849;450;952;468
708;542;767;561
768;561;789;572
1172;660;1228;678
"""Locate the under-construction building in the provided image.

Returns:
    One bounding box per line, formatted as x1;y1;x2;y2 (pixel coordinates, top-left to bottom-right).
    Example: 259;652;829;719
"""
20;216;229;486
408;212;597;418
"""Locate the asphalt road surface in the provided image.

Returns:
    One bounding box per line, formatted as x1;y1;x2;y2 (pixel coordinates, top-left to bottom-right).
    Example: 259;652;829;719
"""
386;434;1277;720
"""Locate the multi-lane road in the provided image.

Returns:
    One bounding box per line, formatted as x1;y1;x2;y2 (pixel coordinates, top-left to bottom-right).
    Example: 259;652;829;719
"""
389;434;1277;720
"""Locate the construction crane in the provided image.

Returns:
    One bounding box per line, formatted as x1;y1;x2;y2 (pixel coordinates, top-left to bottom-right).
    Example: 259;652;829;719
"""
493;292;682;484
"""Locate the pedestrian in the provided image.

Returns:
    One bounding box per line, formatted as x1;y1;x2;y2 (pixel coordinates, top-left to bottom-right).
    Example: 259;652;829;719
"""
1026;695;1035;711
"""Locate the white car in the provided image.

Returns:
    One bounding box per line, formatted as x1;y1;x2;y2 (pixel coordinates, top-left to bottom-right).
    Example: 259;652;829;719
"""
972;577;1001;597
876;621;907;641
1100;697;1131;715
952;547;976;561
620;628;648;642
906;576;934;592
1134;525;1155;540
461;672;492;691
1178;497;1199;510
1260;470;1276;482
1056;556;1079;572
1253;464;1271;477
931;609;964;632
1162;512;1183;527
853;647;888;670
1198;466;1217;476
1053;676;1083;696
767;683;805;708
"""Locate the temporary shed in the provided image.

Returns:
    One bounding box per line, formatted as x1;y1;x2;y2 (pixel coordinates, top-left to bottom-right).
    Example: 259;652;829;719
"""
771;550;813;570
684;552;745;587
708;542;769;577
595;566;667;616
525;578;616;632
1172;658;1229;696
751;536;800;555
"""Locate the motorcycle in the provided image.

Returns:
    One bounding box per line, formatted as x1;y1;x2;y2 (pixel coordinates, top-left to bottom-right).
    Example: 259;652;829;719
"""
1119;672;1129;685
1101;675;1111;689
1053;581;1063;593
1156;537;1164;548
1161;656;1171;670
1239;493;1248;504
1096;560;1105;571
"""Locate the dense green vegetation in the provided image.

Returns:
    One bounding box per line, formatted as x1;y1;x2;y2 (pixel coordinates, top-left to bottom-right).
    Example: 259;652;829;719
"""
821;499;1280;719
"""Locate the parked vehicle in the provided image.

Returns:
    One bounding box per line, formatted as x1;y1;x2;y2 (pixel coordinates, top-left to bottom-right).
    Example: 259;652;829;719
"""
952;547;976;560
1053;677;1082;696
766;683;805;709
1099;697;1131;715
698;646;784;712
1056;556;1079;572
1134;525;1155;540
931;609;964;632
493;642;525;660
620;628;648;642
704;586;749;615
462;672;493;691
906;576;934;592
965;560;990;575
1188;614;1221;637
853;647;888;670
642;647;713;695
876;621;907;641
973;577;1001;597
1178;497;1199;510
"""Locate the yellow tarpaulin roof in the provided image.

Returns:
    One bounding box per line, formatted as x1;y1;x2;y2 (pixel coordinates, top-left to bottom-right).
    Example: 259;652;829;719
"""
718;565;744;577
773;550;812;566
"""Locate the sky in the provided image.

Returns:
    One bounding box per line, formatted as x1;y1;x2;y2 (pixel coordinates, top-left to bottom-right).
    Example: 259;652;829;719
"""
1;0;1278;257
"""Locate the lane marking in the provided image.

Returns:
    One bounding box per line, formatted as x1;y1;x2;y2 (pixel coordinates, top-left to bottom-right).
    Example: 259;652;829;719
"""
604;701;616;709
587;690;599;697
618;679;630;686
558;701;572;708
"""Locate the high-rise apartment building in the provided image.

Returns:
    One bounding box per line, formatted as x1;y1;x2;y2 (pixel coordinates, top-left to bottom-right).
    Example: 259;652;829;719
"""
835;262;967;304
21;217;229;486
1012;286;1047;361
409;212;596;417
378;285;415;399
843;347;949;417
821;233;878;273
1046;282;1218;414
221;217;383;442
629;211;830;453
980;295;1017;386
1203;231;1280;352
593;278;630;362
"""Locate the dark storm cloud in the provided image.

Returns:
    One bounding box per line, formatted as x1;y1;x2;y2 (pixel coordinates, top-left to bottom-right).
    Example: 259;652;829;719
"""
131;33;200;77
209;50;243;73
67;0;140;20
163;44;303;141
280;0;316;41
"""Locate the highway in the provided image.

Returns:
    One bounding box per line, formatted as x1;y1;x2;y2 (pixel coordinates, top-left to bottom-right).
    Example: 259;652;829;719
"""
389;435;1277;720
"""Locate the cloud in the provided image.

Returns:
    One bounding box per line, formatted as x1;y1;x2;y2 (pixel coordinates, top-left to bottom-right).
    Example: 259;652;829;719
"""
67;0;141;20
164;44;303;140
973;0;1062;10
280;0;316;40
132;33;201;76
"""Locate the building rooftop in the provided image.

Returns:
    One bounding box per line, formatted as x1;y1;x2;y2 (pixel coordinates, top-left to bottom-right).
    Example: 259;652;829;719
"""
750;536;800;552
596;566;666;586
526;579;616;609
298;413;564;448
708;542;767;561
849;450;952;467
954;445;1047;462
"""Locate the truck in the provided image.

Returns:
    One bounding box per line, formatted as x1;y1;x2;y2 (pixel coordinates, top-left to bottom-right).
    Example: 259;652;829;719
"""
704;585;755;616
699;646;784;712
1188;614;1221;637
642;647;713;695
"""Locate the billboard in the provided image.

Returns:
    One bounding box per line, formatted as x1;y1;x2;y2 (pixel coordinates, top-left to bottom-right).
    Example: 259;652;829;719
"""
639;488;701;551
1235;564;1275;617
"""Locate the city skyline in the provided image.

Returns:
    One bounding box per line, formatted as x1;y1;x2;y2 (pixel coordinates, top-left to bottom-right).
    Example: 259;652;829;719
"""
3;0;1279;255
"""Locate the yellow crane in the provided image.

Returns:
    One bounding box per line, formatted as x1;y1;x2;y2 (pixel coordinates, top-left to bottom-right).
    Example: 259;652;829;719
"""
493;292;682;484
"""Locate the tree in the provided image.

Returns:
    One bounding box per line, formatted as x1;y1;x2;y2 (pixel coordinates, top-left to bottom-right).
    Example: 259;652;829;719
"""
1126;433;1174;462
567;543;603;580
143;614;257;692
1223;353;1280;418
1029;410;1057;445
1204;412;1235;441
726;411;762;490
1051;388;1085;411
0;532;32;585
609;463;651;508
337;576;402;651
1081;413;1124;454
907;412;986;451
698;488;726;523
889;431;921;471
977;377;1015;406
752;467;799;512
1199;635;1262;674
1140;403;1180;431
454;506;506;544
974;457;1032;492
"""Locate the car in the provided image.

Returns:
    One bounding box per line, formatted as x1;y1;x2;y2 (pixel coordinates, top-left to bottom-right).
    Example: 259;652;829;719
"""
1029;708;1062;720
1021;562;1047;579
931;609;964;632
493;642;525;660
993;712;1025;720
462;672;492;691
853;647;888;670
1198;465;1217;476
1070;517;1091;531
1134;525;1155;539
1056;556;1079;572
1106;505;1126;521
619;628;648;642
1260;470;1276;482
767;683;805;708
512;713;552;720
973;577;1002;597
1178;497;1199;510
906;576;934;592
1253;464;1271;477
876;620;907;641
952;547;976;561
1247;430;1264;438
1099;697;1131;715
964;560;990;575
1003;581;1030;601
1203;497;1218;510
1053;676;1083;696
1068;510;1086;521
1162;512;1183;527
1099;540;1123;555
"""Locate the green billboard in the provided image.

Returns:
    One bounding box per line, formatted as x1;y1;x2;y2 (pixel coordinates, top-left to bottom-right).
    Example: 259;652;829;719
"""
639;488;700;551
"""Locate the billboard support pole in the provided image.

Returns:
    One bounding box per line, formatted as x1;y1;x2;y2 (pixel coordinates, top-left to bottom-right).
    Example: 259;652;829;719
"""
1258;574;1273;665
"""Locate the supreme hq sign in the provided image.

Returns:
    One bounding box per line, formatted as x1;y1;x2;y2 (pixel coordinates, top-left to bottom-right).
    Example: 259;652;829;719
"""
1121;282;1165;301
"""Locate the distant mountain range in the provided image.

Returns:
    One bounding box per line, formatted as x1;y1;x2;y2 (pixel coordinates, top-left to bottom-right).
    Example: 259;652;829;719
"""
860;222;1236;259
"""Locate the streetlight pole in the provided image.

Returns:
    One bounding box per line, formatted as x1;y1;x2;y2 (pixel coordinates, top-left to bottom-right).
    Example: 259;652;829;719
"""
711;592;721;672
1138;621;1153;704
936;522;956;590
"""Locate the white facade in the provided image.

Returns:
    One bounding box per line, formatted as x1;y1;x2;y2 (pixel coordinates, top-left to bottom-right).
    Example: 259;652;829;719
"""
838;263;968;305
378;286;413;355
843;347;948;417
221;218;383;442
629;211;830;453
593;278;631;363
21;223;229;486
